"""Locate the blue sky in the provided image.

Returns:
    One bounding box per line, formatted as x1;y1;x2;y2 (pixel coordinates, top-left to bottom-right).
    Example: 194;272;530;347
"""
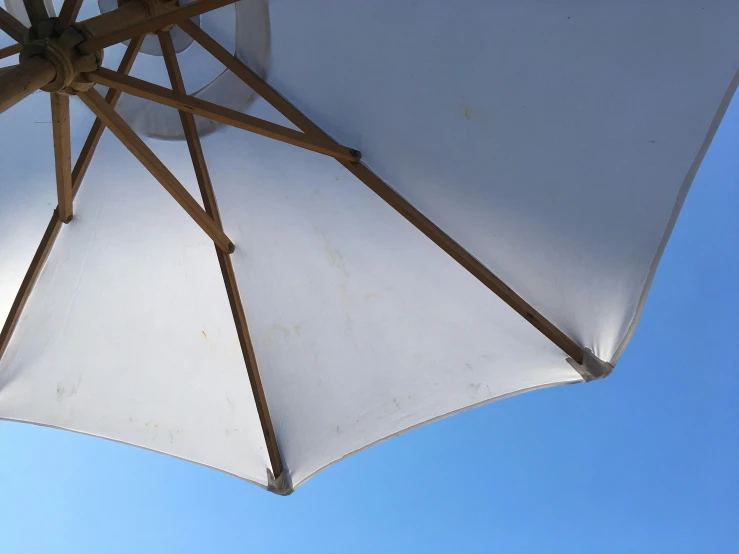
1;94;738;553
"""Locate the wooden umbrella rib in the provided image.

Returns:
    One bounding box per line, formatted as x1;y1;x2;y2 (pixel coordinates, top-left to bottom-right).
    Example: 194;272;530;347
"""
0;8;26;43
0;216;62;360
72;35;144;191
180;20;585;364
80;0;152;38
0;43;22;60
158;30;284;478
0;2;161;113
0;57;56;115
22;0;48;26
79;0;238;54
57;0;85;27
178;20;333;142
87;68;360;162
216;249;286;479
0;41;146;362
50;93;73;223
340;161;583;362
78;88;234;254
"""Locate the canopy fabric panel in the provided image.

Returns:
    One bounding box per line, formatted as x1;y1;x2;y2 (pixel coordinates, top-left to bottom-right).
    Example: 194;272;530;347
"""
266;0;739;363
1;0;738;492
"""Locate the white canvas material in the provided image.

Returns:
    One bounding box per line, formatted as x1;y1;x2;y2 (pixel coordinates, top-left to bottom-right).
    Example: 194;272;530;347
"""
1;0;737;492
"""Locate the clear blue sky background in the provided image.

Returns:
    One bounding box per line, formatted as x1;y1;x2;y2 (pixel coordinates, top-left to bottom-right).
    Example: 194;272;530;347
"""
1;93;738;552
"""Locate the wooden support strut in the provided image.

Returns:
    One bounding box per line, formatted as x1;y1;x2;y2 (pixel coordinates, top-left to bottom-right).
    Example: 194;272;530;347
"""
1;0;235;115
178;19;585;364
0;8;27;43
159;30;285;479
22;0;48;27
80;0;159;38
57;0;85;28
73;35;144;189
87;68;360;162
78;88;234;254
0;38;144;362
0;1;156;114
0;43;22;61
0;216;62;361
0;57;56;114
79;0;238;54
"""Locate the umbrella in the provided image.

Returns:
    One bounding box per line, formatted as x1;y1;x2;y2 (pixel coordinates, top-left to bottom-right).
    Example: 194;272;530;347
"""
1;0;737;495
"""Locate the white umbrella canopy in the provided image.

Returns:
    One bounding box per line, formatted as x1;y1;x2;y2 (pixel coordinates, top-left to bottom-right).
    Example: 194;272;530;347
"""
1;0;737;494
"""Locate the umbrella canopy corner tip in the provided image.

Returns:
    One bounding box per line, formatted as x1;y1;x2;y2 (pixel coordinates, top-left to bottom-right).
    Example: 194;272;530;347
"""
567;349;614;382
267;468;294;496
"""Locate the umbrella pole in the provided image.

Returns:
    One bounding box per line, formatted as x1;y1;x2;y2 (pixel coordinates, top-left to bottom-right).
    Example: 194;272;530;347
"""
0;57;56;113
